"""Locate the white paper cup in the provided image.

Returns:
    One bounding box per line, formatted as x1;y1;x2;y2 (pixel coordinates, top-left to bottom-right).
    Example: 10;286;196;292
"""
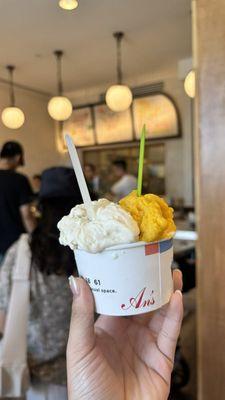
74;238;173;316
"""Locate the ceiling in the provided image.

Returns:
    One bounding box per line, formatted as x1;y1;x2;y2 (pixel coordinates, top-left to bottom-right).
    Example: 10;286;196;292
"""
0;0;192;94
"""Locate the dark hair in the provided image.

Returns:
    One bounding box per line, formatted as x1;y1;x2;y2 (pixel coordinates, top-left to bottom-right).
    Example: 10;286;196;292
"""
0;141;23;158
30;197;76;277
85;163;96;173
113;159;127;171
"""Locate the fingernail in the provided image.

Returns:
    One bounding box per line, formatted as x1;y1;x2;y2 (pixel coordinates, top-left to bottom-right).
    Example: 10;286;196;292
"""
175;290;182;297
68;276;79;297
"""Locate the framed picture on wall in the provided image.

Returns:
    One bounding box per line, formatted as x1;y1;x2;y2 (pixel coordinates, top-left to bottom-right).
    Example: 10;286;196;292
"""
133;94;180;139
59;92;181;149
63;107;96;147
94;104;133;144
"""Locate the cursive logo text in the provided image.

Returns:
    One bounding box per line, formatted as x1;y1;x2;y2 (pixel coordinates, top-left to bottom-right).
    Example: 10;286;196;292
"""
121;287;155;310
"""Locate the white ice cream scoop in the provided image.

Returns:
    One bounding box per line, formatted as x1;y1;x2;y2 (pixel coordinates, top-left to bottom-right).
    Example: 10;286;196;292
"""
57;198;140;253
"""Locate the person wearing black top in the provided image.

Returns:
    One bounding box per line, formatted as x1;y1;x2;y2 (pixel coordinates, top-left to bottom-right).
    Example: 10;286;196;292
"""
0;141;36;261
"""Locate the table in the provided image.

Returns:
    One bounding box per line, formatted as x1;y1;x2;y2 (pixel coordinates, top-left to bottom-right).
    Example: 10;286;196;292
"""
174;239;195;258
174;218;197;258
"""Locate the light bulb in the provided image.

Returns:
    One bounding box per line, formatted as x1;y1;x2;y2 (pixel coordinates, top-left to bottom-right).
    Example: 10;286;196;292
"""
59;0;78;10
1;107;25;129
106;84;133;112
48;96;73;121
184;70;196;98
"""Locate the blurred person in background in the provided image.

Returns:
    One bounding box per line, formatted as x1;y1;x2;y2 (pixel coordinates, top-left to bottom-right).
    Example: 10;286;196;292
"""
0;166;82;400
0;141;36;263
32;174;42;198
111;159;137;201
84;163;100;198
30;174;42;219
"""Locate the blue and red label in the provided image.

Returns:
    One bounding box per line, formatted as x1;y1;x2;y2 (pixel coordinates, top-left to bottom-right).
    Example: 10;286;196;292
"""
145;238;173;256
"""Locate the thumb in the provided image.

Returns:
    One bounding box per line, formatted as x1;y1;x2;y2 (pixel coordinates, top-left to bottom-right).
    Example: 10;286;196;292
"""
67;277;95;363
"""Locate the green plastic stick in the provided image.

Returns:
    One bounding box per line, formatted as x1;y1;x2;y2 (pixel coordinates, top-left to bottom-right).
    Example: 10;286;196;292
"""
137;124;146;196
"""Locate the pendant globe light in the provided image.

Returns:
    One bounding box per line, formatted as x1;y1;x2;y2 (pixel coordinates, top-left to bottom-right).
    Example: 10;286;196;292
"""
59;0;78;10
1;66;25;129
106;32;133;112
184;69;196;98
48;50;73;121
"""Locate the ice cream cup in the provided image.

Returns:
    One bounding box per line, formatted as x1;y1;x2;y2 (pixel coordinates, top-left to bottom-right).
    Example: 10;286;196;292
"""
74;238;174;316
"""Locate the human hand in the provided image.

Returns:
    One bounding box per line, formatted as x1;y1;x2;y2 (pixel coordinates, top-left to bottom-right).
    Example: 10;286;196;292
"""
67;270;183;400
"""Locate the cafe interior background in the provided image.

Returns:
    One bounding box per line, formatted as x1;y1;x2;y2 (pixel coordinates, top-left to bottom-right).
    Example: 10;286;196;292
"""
1;0;225;399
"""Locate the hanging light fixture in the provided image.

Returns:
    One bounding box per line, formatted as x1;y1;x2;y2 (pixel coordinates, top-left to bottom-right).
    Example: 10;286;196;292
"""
48;50;73;121
106;32;133;112
58;0;78;10
1;66;25;129
184;69;196;98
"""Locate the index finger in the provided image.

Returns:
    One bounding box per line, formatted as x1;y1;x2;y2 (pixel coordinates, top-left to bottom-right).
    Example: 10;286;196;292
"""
157;290;183;362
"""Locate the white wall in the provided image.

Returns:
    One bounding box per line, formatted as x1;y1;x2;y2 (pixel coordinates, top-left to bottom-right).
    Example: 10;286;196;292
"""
0;83;64;180
164;75;193;206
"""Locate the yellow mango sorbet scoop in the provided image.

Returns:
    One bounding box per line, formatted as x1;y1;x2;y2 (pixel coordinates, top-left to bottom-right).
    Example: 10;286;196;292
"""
120;190;176;243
